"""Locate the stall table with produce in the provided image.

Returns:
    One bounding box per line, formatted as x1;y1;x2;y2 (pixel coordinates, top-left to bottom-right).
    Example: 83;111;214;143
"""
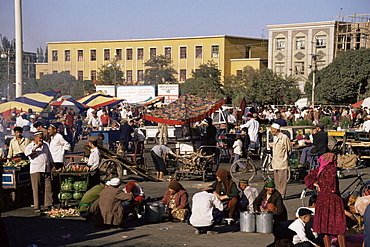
52;164;95;208
2;159;33;210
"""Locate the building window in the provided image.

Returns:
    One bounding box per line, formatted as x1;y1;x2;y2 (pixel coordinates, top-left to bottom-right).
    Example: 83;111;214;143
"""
126;70;133;83
180;47;187;59
52;50;58;61
91;49;96;61
296;37;305;50
65;50;70;61
91;70;97;81
211;45;219;58
276;38;285;50
165;47;171;59
195;46;202;59
316;35;327;48
150;48;156;60
126;48;133;60
294;62;304;75
78;50;83;61
137;70;143;82
39;72;44;78
137;48;144;60
236;70;242;77
179;69;186;81
104;49;110;61
65;70;70;75
52;70;58;74
275;62;285;75
316;61;326;70
78;70;83;80
115;49;122;60
245;46;250;58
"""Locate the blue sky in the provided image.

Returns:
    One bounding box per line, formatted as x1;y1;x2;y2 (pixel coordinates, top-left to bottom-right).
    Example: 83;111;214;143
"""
1;0;369;52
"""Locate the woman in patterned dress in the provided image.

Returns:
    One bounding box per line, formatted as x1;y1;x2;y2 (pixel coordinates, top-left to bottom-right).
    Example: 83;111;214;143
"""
161;181;190;221
304;153;347;247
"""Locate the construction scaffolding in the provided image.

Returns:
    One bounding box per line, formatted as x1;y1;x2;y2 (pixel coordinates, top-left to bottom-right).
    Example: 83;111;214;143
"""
334;13;370;57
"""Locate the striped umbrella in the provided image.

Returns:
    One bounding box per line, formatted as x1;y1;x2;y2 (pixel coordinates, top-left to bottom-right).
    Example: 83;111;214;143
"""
77;91;125;109
0;90;61;117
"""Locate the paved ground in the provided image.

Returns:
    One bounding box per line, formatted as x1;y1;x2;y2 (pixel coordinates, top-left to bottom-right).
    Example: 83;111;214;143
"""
2;138;370;247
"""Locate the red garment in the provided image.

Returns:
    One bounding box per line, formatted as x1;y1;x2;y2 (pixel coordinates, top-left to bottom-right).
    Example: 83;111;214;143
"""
100;114;110;125
65;114;74;127
160;189;190;211
305;163;346;235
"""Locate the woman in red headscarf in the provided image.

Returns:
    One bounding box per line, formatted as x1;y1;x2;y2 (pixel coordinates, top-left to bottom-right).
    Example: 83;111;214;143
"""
210;169;239;221
304;153;347;247
161;181;190;221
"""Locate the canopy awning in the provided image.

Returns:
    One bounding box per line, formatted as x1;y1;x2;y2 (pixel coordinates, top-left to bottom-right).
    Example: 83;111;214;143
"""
77;91;125;109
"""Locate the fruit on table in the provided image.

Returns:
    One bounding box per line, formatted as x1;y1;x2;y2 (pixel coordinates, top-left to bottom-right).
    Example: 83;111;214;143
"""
73;181;87;191
73;192;83;200
55;165;90;173
61;181;74;190
58;192;73;200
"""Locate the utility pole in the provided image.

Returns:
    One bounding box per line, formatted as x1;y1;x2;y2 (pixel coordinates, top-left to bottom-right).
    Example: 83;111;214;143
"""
311;54;317;108
15;0;23;97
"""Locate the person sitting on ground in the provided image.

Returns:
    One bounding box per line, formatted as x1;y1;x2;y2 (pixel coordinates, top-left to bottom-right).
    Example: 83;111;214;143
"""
288;208;320;247
253;180;288;229
160;181;190;222
210;169;239;222
78;181;109;218
266;224;296;247
98;178;133;227
239;179;259;212
122;181;145;219
190;187;224;235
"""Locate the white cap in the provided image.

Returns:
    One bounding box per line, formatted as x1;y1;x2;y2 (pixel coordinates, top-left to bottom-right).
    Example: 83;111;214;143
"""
30;115;36;119
270;123;281;130
109;178;121;186
105;180;111;186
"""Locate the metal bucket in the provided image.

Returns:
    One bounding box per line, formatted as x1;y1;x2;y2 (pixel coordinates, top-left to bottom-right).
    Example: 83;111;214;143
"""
158;202;165;222
256;212;273;234
145;203;160;223
239;211;255;232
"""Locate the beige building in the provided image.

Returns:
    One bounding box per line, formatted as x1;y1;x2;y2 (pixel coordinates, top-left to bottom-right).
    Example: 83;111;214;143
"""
267;15;370;92
36;35;268;83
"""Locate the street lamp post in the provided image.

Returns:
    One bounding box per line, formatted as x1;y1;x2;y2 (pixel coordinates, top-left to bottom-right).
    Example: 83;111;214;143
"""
1;49;11;100
311;54;318;109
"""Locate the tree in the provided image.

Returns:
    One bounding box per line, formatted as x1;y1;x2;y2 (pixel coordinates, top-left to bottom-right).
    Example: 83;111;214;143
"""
307;48;370;104
223;66;300;106
144;55;177;85
180;61;224;98
97;59;124;85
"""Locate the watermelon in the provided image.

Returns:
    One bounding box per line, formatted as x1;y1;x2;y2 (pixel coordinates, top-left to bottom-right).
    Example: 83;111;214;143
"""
61;182;73;191
58;192;73;200
73;192;83;200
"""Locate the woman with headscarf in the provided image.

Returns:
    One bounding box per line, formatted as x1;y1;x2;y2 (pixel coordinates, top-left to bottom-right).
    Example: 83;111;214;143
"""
304;153;347;247
253;180;288;229
210;169;239;221
161;181;190;221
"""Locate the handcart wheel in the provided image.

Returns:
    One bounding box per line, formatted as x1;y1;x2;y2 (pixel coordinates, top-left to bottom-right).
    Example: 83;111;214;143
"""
202;170;208;182
174;171;181;181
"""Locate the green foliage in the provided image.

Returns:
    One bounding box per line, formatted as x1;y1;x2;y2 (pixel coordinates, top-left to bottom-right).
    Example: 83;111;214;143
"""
340;117;350;129
144;55;177;85
311;48;370;104
223;66;301;106
97;59;124;85
180;61;224;98
292;119;313;126
319;116;334;129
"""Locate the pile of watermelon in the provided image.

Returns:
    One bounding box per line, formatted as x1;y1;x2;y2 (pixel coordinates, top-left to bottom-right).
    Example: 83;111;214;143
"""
61;177;74;191
73;181;87;191
58;192;73;200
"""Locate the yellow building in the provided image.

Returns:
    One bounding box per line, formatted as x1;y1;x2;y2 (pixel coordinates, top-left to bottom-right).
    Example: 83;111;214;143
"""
35;35;268;82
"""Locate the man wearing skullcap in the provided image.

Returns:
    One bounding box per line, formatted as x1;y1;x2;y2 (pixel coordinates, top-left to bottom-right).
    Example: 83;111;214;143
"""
48;124;70;169
241;113;260;149
270;123;291;199
7;126;30;159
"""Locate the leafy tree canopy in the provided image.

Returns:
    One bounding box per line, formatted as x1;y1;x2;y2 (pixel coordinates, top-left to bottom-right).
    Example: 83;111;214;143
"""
97;59;124;85
308;48;370;104
144;55;177;85
180;61;224;98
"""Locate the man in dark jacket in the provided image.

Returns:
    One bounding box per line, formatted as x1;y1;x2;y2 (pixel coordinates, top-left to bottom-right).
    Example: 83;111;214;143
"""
119;119;134;152
299;123;328;166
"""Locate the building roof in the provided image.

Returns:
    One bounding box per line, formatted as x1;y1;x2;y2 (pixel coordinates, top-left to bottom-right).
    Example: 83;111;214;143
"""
267;20;337;30
46;35;267;44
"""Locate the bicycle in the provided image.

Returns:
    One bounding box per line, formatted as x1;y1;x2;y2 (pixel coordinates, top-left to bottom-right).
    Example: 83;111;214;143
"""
300;165;370;206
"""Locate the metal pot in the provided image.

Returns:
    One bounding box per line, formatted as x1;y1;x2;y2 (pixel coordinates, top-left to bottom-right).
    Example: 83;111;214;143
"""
256;212;273;234
239;211;255;232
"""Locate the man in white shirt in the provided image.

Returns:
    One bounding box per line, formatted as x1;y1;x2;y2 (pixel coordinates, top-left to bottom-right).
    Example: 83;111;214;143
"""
241;113;260;149
87;111;102;131
189;188;224;235
25;131;54;214
87;136;101;171
363;115;370;133
48;124;71;169
239;179;259;212
86;107;94;120
288;208;319;247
